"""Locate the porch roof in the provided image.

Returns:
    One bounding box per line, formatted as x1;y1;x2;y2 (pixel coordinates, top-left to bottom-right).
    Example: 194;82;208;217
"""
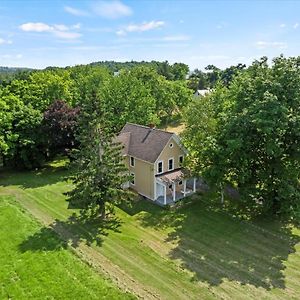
157;169;184;184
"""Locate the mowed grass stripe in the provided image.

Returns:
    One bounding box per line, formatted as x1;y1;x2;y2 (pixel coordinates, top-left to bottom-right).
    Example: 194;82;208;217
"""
5;187;211;299
0;196;135;300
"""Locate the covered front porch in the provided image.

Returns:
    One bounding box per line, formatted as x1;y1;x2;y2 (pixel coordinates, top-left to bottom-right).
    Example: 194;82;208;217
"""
155;169;197;206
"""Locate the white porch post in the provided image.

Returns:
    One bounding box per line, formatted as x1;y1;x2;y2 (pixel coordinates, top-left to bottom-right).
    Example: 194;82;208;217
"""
172;182;176;201
183;179;186;197
164;185;167;205
193;178;197;192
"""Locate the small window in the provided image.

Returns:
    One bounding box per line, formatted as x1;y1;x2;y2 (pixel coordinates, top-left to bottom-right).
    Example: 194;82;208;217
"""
130;156;135;167
130;172;135;185
179;155;184;165
179;180;183;185
157;161;163;174
168;158;174;171
169;143;173;148
169;184;172;189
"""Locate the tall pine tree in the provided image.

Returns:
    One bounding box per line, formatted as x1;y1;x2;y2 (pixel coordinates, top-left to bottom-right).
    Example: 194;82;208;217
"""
68;93;132;219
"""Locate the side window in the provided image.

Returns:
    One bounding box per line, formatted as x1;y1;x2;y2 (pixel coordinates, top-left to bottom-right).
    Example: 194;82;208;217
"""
130;156;135;167
157;161;163;174
168;158;174;171
130;172;135;185
179;155;183;165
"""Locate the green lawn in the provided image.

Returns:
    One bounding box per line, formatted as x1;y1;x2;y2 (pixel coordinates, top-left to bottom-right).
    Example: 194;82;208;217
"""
0;161;300;299
0;195;134;300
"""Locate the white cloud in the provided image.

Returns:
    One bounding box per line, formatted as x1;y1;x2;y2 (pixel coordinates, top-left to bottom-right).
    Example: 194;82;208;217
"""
255;41;287;49
54;31;82;39
293;23;299;29
92;1;132;19
280;23;286;28
16;54;23;59
162;35;190;42
19;22;81;40
72;23;81;30
0;38;12;45
53;24;69;31
116;20;165;35
19;22;52;32
64;6;89;16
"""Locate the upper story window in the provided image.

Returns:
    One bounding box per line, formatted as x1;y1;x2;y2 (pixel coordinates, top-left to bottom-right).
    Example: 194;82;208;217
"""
169;143;173;148
130;156;135;167
157;161;163;174
168;158;174;171
179;155;184;165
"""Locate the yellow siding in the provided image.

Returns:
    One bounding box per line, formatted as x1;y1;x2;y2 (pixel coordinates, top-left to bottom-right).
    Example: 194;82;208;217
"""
155;137;185;175
127;156;154;200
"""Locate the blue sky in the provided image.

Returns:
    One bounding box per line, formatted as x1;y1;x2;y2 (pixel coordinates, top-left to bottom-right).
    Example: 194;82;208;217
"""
0;0;300;70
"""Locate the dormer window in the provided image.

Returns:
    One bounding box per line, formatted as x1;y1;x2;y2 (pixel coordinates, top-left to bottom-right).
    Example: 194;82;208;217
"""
169;143;173;148
130;156;135;167
168;158;174;171
157;161;163;174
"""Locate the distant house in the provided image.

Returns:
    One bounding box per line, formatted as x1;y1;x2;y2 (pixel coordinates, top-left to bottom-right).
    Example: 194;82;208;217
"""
116;123;197;206
194;89;210;97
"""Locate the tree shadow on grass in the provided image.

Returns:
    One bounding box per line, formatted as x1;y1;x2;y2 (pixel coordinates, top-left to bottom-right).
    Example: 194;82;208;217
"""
0;159;70;189
19;213;122;252
134;197;300;291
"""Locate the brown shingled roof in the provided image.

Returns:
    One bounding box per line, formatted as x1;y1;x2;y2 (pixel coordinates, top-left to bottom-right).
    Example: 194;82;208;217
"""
116;123;174;163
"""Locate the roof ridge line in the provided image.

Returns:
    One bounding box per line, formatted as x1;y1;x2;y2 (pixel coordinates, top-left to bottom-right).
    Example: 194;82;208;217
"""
125;122;174;135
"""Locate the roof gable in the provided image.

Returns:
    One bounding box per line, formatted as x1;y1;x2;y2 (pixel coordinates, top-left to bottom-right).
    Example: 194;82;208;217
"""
116;123;174;163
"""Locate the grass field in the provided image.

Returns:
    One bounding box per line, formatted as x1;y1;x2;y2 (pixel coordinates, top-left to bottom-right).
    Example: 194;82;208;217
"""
0;195;134;299
0;160;300;299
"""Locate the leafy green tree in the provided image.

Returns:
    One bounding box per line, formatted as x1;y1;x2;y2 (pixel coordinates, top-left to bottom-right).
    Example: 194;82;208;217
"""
8;69;74;111
99;70;158;132
171;63;189;80
188;69;208;91
0;89;44;169
205;64;220;87
220;63;246;87
184;56;300;217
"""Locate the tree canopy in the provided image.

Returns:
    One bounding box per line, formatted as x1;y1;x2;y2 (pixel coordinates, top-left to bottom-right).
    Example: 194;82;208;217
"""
183;56;300;218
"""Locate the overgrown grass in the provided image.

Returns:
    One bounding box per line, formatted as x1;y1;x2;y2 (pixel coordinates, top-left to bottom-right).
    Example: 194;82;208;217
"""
0;195;134;299
0;161;299;299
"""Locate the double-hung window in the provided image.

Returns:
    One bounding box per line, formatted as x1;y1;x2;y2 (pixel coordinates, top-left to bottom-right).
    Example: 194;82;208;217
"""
130;156;135;167
130;172;135;185
168;158;174;171
157;161;163;174
179;155;184;165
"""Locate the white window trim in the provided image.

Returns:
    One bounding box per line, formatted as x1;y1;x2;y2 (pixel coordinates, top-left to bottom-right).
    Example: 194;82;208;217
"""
179;155;184;165
130;156;135;167
169;143;173;148
157;160;163;174
130;172;135;185
168;157;174;171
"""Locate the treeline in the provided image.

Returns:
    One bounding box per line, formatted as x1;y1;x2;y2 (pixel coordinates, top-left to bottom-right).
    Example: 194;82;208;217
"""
0;67;33;85
0;64;192;169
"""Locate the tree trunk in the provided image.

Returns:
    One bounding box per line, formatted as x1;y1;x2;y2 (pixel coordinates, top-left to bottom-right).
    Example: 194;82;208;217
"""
99;203;106;219
220;183;224;205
